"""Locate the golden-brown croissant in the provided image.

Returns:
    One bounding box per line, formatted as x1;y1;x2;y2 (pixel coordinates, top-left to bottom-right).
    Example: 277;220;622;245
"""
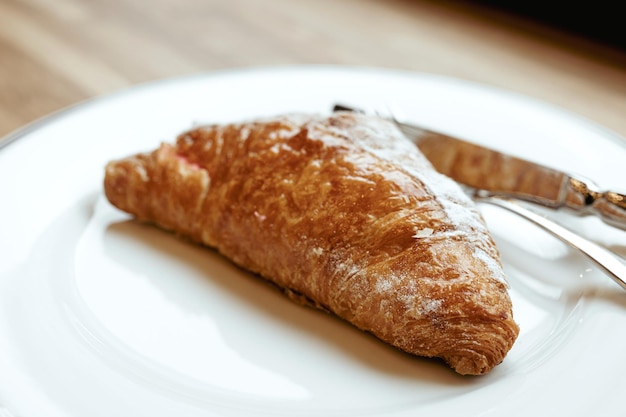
104;112;519;375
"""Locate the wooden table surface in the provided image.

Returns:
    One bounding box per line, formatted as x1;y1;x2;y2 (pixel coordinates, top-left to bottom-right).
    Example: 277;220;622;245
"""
1;0;625;141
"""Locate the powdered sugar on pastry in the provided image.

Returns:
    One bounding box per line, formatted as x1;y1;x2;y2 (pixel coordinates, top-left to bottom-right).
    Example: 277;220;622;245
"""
307;113;507;287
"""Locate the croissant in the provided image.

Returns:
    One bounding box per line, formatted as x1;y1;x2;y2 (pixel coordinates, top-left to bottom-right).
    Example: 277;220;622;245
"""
104;112;519;375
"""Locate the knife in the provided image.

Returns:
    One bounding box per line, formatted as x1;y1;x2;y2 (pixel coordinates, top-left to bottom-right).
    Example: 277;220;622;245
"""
333;104;626;231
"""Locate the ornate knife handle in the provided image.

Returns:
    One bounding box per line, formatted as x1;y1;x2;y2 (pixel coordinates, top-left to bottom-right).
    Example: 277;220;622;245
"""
565;177;626;231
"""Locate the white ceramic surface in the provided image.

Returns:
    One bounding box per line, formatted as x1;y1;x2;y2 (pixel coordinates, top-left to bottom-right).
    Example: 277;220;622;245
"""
1;66;625;417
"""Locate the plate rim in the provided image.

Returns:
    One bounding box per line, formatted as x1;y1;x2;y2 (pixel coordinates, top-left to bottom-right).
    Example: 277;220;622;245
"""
2;64;625;152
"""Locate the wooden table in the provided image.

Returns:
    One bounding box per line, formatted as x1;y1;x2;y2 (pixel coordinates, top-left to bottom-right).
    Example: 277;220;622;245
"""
1;0;625;141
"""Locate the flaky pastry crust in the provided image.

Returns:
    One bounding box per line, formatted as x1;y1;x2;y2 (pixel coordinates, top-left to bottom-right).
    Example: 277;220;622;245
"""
104;112;519;375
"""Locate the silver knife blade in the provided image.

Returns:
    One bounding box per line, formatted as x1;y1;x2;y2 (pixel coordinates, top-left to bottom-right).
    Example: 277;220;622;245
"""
332;104;626;231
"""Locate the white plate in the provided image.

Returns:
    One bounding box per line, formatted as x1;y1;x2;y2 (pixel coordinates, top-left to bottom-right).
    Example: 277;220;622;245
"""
1;66;626;417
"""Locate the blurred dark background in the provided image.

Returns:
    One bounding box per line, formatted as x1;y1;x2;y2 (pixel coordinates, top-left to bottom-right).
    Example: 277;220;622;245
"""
473;0;625;50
